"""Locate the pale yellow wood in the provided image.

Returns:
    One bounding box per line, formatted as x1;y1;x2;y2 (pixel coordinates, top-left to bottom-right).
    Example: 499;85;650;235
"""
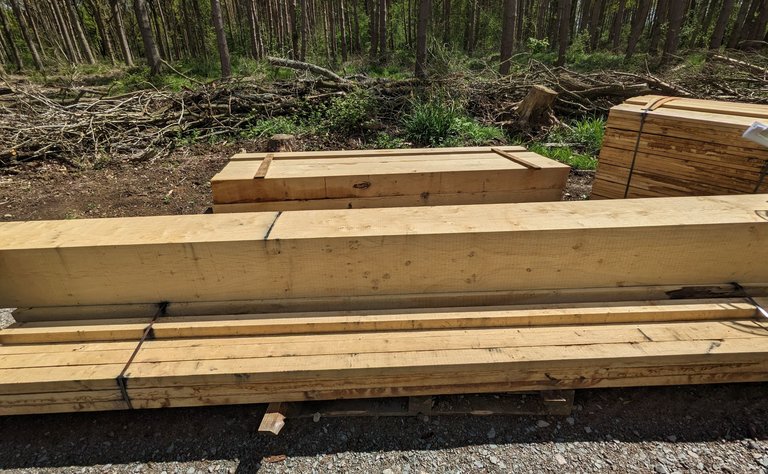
626;95;768;119
2;195;768;309
230;146;528;160
258;402;287;435
0;299;755;344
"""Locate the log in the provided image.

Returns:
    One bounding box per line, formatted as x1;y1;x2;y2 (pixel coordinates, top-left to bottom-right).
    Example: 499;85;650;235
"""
267;56;349;83
515;85;558;127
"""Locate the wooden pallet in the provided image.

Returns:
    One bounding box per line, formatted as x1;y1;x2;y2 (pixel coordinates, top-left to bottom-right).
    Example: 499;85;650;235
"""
591;96;768;199
210;146;570;212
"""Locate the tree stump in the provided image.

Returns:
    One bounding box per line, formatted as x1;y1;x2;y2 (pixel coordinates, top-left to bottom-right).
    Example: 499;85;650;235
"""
515;85;558;128
267;134;297;152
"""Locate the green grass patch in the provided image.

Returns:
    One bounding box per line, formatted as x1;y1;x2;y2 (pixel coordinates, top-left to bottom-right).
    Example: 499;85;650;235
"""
402;99;503;147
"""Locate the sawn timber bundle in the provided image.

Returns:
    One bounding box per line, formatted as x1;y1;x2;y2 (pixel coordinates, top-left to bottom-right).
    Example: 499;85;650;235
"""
210;146;570;212
0;195;767;415
591;96;768;199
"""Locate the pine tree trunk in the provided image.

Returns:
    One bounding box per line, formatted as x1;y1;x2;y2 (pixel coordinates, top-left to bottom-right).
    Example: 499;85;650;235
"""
625;0;651;58
340;0;348;61
65;0;96;63
442;0;451;44
415;0;430;78
133;0;163;75
211;0;232;78
378;0;387;60
22;0;46;59
352;0;361;52
662;0;685;62
556;0;572;66
110;0;134;65
370;0;379;59
466;0;477;49
749;0;768;41
709;0;734;48
51;0;78;62
588;0;604;50
649;0;668;53
535;0;549;39
579;0;593;33
609;0;627;50
499;0;517;75
0;7;23;71
85;0;115;64
727;0;751;48
10;0;44;70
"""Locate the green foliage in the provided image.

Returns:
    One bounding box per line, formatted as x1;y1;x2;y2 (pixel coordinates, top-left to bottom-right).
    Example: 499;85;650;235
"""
548;117;606;156
526;117;605;170
322;89;376;133
241;116;309;139
402;99;503;147
370;132;409;149
402;99;461;146
526;38;550;54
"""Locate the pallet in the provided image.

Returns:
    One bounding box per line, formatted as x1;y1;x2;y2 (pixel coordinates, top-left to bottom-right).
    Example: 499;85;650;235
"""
210;146;570;212
591;96;768;199
257;391;575;435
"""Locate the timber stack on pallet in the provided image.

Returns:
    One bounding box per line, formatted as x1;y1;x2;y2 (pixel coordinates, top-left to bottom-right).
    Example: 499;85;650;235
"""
0;195;767;415
591;95;768;199
210;146;570;212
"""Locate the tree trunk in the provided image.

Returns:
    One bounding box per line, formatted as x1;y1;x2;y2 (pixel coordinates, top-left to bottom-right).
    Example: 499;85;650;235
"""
662;0;685;62
579;0;593;33
557;0;572;66
339;0;348;62
588;0;604;50
65;0;96;63
727;0;752;48
211;0;232;78
10;0;44;70
499;0;517;75
626;0;651;58
85;0;115;64
710;0;735;48
299;0;308;60
51;0;78;62
442;0;451;44
133;0;163;75
0;7;23;71
249;0;265;59
749;0;768;41
352;0;361;52
378;0;387;61
415;0;430;78
609;0;627;50
110;0;133;66
369;0;379;59
649;0;668;53
535;0;549;39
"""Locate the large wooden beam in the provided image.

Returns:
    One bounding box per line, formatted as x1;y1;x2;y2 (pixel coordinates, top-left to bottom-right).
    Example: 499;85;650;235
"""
1;195;767;312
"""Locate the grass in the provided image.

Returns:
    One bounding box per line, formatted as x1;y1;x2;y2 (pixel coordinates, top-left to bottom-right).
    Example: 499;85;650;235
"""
402;99;503;147
525;117;605;170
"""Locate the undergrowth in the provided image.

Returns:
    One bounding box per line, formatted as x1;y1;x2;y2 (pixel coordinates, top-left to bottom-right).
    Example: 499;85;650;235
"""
402;99;503;147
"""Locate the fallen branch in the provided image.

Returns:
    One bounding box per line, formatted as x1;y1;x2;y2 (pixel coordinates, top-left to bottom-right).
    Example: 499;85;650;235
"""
710;54;768;78
267;57;350;83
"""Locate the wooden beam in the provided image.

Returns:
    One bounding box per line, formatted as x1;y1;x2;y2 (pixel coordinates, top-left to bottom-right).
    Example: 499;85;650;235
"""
1;195;767;311
258;402;288;435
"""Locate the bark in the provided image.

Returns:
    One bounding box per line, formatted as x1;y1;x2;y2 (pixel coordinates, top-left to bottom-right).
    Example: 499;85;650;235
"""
588;0;603;50
648;0;668;53
370;0;379;59
249;0;265;59
710;0;735;48
557;0;572;66
300;0;308;60
625;0;651;59
65;0;96;63
536;0;550;39
10;0;44;70
0;7;23;71
339;0;348;62
609;0;627;51
662;0;685;62
133;0;163;75
727;0;752;48
85;0;115;64
211;0;232;79
352;0;361;52
51;0;78;62
442;0;451;44
749;0;768;41
579;0;593;33
378;0;387;60
415;0;430;79
500;0;517;75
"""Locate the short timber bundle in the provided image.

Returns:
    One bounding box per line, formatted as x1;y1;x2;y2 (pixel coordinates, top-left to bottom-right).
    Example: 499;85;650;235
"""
592;95;768;198
0;195;767;415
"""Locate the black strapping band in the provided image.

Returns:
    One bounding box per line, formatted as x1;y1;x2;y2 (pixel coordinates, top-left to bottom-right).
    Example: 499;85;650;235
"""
732;283;768;319
754;160;768;194
116;301;168;409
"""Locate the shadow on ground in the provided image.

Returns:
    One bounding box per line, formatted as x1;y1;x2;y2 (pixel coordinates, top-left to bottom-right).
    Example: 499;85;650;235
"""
1;383;766;471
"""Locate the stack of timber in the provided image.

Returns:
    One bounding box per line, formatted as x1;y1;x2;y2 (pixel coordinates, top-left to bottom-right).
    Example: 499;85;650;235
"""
591;95;768;199
0;195;767;415
210;146;570;212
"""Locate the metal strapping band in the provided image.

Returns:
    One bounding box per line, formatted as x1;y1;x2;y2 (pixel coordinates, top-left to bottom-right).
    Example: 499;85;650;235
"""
624;96;679;199
732;283;768;319
755;160;768;194
115;301;168;409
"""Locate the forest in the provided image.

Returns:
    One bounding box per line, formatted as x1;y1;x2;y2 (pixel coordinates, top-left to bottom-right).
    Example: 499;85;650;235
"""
1;1;767;75
0;0;767;172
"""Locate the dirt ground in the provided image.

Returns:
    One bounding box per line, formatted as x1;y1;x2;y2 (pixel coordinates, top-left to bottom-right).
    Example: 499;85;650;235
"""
1;147;767;473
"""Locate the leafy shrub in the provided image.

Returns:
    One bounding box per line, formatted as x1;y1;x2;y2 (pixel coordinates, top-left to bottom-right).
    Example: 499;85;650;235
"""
242;116;307;138
402;100;461;146
323;89;376;133
526;37;550;54
371;132;409;149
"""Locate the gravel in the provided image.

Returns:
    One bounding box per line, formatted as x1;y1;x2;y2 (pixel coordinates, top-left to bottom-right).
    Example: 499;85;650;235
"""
0;383;766;473
0;308;15;329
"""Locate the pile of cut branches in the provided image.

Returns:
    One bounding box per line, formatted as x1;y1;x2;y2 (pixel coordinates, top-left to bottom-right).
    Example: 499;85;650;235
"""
1;54;765;169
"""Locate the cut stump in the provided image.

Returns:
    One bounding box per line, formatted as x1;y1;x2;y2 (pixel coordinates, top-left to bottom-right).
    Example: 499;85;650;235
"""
515;85;558;128
266;134;297;152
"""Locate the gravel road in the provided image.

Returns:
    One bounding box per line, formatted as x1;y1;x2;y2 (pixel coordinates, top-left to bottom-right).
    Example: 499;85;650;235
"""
0;304;766;474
